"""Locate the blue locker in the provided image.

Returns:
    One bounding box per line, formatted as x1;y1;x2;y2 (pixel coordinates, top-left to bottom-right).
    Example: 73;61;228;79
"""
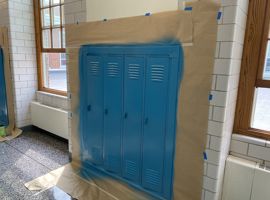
142;57;170;193
103;56;123;174
84;55;104;165
122;56;144;183
81;45;182;200
0;47;8;126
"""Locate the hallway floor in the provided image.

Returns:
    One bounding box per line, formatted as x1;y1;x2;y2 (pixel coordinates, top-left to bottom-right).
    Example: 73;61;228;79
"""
0;130;75;200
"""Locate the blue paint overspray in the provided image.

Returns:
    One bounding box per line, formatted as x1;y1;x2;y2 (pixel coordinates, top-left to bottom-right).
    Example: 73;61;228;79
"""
0;46;9;127
77;40;184;200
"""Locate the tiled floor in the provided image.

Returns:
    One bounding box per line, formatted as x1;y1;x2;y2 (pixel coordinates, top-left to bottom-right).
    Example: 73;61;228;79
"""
0;130;74;200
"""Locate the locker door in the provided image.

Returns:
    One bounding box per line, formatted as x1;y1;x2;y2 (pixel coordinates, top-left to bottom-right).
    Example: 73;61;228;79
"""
84;55;103;166
0;47;8;126
142;57;170;193
122;57;144;183
104;56;123;174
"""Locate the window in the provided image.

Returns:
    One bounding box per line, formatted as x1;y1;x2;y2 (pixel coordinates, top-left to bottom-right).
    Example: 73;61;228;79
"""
234;0;270;140
34;0;67;96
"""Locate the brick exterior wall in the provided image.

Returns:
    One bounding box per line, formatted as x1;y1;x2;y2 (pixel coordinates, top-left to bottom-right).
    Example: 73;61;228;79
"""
49;53;60;69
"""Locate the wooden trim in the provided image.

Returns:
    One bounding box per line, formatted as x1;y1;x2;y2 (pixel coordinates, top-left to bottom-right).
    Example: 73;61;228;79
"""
42;48;66;53
256;0;270;88
33;0;43;91
235;128;270;140
40;87;67;96
33;0;66;97
233;0;270;140
256;79;270;88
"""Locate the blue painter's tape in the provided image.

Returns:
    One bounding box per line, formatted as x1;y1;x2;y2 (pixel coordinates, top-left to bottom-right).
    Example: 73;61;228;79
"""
217;12;222;20
209;94;213;100
145;13;150;16
203;152;207;160
70;113;72;117
11;76;12;79
70;94;71;99
184;7;192;11
77;21;78;25
103;19;107;21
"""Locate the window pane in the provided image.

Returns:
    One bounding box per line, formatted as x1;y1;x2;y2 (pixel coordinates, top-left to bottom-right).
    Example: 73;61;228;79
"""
42;29;51;48
61;5;65;25
40;0;49;8
52;28;61;48
51;6;61;27
51;0;60;5
251;88;270;131
41;8;50;28
62;28;65;48
42;53;67;91
263;41;270;79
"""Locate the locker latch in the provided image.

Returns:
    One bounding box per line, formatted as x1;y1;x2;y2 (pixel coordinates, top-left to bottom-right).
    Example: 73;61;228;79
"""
144;117;148;125
104;109;108;115
87;105;91;111
124;113;127;119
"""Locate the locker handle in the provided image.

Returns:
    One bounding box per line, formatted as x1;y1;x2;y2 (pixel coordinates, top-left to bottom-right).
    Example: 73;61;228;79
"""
87;105;91;112
124;113;127;119
144;117;148;125
104;109;108;115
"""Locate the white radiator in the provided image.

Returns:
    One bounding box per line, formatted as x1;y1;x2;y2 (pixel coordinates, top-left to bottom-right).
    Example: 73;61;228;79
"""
222;155;270;200
31;101;68;139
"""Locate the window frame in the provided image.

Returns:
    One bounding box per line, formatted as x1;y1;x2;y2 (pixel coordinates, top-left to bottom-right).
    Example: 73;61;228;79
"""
234;0;270;140
33;0;67;96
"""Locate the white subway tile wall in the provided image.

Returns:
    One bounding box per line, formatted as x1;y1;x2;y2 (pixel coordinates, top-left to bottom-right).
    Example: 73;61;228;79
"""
0;0;38;128
230;133;270;165
36;91;68;110
202;0;249;200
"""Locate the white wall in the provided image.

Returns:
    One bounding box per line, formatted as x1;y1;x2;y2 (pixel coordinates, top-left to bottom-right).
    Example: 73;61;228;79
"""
1;0;38;128
86;0;178;22
202;0;249;199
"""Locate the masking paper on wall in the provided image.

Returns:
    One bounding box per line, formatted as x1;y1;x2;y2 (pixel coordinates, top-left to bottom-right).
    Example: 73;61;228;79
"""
0;27;22;142
25;1;220;199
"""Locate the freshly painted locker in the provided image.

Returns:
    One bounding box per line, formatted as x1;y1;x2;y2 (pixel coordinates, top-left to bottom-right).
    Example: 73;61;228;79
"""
122;56;145;183
142;57;170;193
84;55;104;165
103;56;123;174
0;47;8;126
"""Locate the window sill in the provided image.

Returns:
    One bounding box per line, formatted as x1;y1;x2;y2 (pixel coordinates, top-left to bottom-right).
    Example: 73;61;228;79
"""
232;133;270;147
36;91;68;110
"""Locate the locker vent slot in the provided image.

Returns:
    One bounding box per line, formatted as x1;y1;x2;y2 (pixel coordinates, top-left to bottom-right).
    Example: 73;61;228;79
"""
107;154;117;168
146;169;159;186
129;64;140;80
108;63;119;78
91;147;101;161
90;62;100;76
126;160;136;176
151;65;164;82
